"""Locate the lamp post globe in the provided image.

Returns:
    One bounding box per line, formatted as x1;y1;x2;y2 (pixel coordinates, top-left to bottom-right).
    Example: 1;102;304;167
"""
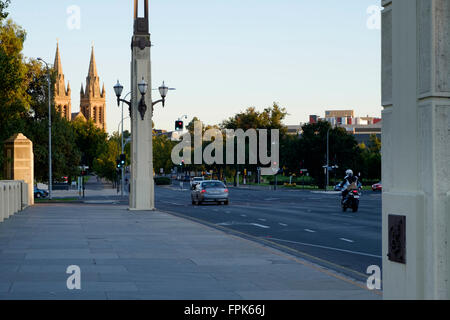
114;80;124;98
158;81;169;99
138;78;148;96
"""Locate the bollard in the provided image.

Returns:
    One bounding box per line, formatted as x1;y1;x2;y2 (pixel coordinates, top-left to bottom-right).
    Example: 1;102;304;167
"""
6;183;11;218
9;183;15;217
20;181;29;209
0;180;29;223
10;183;16;216
0;183;4;222
15;182;20;213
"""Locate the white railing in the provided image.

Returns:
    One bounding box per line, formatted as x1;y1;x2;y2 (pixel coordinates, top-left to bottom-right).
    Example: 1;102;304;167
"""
0;180;29;223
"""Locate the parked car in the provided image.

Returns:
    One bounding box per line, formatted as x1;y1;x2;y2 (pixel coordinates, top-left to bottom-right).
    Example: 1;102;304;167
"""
34;187;49;199
190;176;204;188
372;182;382;191
191;180;229;205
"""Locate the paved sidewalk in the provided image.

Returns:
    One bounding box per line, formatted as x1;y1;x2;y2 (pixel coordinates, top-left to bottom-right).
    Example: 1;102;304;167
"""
0;203;381;300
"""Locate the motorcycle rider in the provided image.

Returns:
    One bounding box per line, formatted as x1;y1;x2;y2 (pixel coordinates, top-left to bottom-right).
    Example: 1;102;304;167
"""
338;169;359;203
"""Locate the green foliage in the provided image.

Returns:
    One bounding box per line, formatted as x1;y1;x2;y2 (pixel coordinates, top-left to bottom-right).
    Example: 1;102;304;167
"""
93;134;121;183
358;134;381;181
154;176;171;185
297;121;361;188
71;118;108;168
221;103;288;134
0;0;10;22
153;134;177;174
19;58;81;182
0;18;29;176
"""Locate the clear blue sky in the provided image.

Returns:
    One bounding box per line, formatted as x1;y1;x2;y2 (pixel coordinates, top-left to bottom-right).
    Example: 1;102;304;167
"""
9;0;381;134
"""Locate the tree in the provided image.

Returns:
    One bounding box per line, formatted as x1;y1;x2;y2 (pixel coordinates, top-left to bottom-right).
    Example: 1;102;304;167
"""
0;0;10;21
21;58;81;183
71;118;108;168
220;103;289;182
358;134;381;181
93;134;121;183
0;18;29;177
153;134;177;174
298;121;360;188
221;103;288;134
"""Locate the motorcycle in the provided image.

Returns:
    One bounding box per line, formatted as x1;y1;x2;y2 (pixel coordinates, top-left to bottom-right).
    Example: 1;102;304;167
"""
341;188;361;212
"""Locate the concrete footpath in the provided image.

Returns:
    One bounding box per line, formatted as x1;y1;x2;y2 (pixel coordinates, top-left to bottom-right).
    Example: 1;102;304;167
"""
0;203;381;300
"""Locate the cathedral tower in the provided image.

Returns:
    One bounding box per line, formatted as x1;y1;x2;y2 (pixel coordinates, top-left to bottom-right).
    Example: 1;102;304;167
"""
53;42;72;120
80;46;106;131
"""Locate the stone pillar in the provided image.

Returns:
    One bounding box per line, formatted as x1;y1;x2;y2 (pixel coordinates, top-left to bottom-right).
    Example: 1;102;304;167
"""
129;0;155;210
382;0;450;299
3;133;34;206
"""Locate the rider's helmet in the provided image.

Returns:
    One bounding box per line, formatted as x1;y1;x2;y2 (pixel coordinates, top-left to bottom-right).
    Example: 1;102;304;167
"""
346;169;353;177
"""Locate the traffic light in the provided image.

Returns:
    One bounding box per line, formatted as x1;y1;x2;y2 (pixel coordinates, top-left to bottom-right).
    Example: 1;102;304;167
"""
116;159;121;169
120;153;126;166
175;120;184;131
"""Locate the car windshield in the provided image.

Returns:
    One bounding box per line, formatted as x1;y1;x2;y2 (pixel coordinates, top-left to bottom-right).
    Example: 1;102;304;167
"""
202;182;225;189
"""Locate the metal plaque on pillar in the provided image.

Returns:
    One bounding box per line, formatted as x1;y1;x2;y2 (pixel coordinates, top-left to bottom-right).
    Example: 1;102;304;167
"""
388;214;406;264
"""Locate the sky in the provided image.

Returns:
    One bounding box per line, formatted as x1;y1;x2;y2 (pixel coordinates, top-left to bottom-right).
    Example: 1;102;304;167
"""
8;0;382;134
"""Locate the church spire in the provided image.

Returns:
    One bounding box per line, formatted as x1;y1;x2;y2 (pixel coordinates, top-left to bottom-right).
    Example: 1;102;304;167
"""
54;40;63;76
88;45;98;78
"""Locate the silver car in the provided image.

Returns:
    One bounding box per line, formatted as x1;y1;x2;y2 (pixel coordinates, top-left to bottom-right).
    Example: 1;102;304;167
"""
191;180;229;205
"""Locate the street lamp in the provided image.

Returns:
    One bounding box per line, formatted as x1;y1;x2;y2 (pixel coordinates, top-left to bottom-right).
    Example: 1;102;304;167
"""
37;57;52;200
137;78;148;120
113;82;132;198
114;79;175;121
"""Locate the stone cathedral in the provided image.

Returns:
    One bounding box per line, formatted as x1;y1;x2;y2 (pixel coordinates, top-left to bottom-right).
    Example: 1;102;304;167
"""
52;42;107;131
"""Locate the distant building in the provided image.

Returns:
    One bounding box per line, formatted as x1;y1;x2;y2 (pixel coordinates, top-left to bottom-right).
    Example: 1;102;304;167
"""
53;42;72;121
155;130;182;141
325;110;354;118
80;46;107;131
309;115;319;124
52;42;106;131
286;125;302;135
305;109;382;145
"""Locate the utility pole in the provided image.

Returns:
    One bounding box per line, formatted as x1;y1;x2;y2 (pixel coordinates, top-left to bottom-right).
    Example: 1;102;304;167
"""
37;58;52;200
326;127;330;191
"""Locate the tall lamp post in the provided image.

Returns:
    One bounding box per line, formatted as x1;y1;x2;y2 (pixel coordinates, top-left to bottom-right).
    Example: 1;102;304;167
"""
326;127;330;191
37;58;52;200
113;87;131;198
113;79;174;200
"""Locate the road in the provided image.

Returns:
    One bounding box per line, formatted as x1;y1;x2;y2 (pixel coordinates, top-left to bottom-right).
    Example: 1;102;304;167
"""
155;182;382;282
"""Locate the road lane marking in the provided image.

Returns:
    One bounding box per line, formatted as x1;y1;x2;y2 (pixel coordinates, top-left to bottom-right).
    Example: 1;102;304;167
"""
160;200;183;206
157;208;381;296
340;238;354;243
251;223;270;229
241;214;247;217
304;229;316;233
258;218;267;222
279;223;288;227
266;237;380;258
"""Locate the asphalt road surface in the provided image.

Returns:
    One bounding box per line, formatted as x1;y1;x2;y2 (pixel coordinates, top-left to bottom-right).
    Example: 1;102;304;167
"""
155;182;382;282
